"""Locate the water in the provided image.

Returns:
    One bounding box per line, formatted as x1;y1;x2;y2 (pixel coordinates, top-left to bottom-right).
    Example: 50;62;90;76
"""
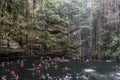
0;57;120;80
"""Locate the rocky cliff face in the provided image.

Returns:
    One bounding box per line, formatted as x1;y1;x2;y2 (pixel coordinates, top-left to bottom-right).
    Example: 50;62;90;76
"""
1;39;20;49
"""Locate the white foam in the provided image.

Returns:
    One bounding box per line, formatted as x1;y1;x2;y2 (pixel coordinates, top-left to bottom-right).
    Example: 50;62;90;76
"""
116;73;120;76
106;60;112;62
84;69;96;73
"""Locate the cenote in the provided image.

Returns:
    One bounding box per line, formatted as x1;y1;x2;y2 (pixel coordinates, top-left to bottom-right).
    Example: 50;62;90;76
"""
0;56;120;80
0;0;120;80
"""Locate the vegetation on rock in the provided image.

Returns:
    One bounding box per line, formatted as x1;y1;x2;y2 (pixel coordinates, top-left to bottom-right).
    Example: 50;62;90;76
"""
0;0;120;59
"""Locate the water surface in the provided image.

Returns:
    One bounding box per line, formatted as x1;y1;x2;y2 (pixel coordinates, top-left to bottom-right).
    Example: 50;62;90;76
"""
0;57;120;80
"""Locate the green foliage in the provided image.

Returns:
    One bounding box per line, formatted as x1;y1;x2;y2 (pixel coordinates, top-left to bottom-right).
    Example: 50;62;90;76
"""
104;49;111;56
0;0;119;59
61;49;69;55
103;27;120;57
41;10;64;24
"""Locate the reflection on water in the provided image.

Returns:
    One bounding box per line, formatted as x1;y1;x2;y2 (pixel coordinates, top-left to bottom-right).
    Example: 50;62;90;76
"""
0;56;120;80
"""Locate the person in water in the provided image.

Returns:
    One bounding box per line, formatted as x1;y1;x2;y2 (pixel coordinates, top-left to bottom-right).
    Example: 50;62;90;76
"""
10;70;19;80
1;76;6;80
81;72;89;80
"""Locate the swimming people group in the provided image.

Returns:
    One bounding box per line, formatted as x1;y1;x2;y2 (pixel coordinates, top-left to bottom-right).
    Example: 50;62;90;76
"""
0;56;91;80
